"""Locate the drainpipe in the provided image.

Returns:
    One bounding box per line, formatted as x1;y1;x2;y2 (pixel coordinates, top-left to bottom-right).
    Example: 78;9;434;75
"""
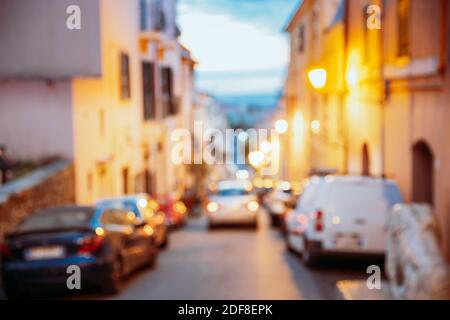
343;0;350;175
380;0;386;178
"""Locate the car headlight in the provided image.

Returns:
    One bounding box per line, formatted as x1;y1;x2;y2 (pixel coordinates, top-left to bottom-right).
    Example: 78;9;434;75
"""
247;201;259;212
206;202;219;213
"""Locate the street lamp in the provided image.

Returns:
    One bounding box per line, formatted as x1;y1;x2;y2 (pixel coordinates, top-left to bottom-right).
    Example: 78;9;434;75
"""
346;67;359;89
311;120;321;134
275;119;288;134
308;68;327;89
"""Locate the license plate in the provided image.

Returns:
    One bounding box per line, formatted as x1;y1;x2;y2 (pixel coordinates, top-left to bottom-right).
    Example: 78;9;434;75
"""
335;235;362;249
25;246;66;261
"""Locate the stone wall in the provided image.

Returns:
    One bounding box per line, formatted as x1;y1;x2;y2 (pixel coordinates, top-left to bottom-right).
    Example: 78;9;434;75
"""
0;160;75;240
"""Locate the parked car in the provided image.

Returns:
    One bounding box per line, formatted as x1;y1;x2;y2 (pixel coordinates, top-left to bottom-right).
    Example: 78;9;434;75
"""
263;183;298;228
285;176;403;267
97;194;169;248
158;193;188;228
205;180;260;229
0;204;158;298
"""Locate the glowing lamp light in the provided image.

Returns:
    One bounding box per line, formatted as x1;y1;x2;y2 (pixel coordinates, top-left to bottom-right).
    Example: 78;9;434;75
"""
236;169;249;180
275;119;288;134
138;198;148;208
260;141;273;154
347;68;359;89
308;68;327;89
95;227;105;237
249;151;264;167
247;201;260;212
311;120;321;134
144;225;154;236
206;202;219;213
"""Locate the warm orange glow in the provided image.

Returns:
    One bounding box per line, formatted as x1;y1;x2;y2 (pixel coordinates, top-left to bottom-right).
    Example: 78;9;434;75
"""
95;227;105;237
311;120;321;134
253;177;264;188
247;201;259;212
346;67;359;89
174;201;187;214
156;213;165;224
144;225;154;236
308;68;327;89
206;202;219;213
148;199;160;211
127;211;136;220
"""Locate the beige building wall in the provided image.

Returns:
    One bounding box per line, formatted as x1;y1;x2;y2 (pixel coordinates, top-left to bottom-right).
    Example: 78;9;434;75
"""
72;0;144;204
382;0;450;258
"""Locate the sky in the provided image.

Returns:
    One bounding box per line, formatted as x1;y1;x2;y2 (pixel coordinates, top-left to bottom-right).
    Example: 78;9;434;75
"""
178;0;300;97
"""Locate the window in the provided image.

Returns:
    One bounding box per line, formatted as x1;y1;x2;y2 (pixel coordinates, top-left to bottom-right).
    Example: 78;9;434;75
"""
142;62;156;120
161;67;175;116
101;209;132;226
122;168;129;194
397;0;411;58
153;0;166;31
140;0;148;30
312;8;320;40
120;52;131;100
144;169;154;194
18;208;94;232
298;24;305;53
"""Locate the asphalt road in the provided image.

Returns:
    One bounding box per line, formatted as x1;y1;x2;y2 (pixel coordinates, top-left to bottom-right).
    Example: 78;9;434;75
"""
79;212;372;300
1;212;376;300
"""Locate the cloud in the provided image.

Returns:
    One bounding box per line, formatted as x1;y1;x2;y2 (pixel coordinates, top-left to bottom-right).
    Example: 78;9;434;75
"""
178;0;298;96
179;0;300;32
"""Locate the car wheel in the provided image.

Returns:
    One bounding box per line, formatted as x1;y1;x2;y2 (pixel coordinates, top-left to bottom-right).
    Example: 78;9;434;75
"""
145;245;158;269
302;240;320;268
103;257;123;295
270;215;280;228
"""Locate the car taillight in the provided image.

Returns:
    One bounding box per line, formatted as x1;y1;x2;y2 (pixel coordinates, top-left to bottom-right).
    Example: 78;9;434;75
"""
0;243;12;257
78;234;104;255
314;210;324;232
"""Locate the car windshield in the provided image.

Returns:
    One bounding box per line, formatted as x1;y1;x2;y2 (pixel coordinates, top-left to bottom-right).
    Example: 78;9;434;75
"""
217;188;248;196
17;208;94;232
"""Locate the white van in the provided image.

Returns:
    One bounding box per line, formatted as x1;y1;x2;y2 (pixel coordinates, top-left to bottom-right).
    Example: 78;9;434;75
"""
285;176;403;267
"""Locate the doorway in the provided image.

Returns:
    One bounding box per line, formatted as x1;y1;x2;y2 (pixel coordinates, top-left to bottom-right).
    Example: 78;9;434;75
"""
412;141;434;206
362;143;370;176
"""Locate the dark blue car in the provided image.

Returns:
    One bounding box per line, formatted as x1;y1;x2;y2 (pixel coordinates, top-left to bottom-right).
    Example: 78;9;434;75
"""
0;204;158;299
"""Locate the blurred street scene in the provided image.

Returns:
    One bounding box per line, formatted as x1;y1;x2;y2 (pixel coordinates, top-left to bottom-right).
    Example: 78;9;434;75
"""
0;0;450;300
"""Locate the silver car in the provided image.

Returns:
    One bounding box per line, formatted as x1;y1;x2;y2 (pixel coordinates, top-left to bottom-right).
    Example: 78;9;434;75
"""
205;180;260;229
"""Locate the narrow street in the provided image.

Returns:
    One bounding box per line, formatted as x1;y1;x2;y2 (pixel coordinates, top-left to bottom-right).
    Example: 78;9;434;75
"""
64;212;369;300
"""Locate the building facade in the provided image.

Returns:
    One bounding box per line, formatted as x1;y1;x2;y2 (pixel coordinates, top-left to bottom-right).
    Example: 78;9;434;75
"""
0;0;195;204
283;0;450;258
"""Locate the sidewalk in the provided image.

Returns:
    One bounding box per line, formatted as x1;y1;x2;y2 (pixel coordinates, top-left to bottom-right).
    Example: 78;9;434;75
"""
336;280;393;300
